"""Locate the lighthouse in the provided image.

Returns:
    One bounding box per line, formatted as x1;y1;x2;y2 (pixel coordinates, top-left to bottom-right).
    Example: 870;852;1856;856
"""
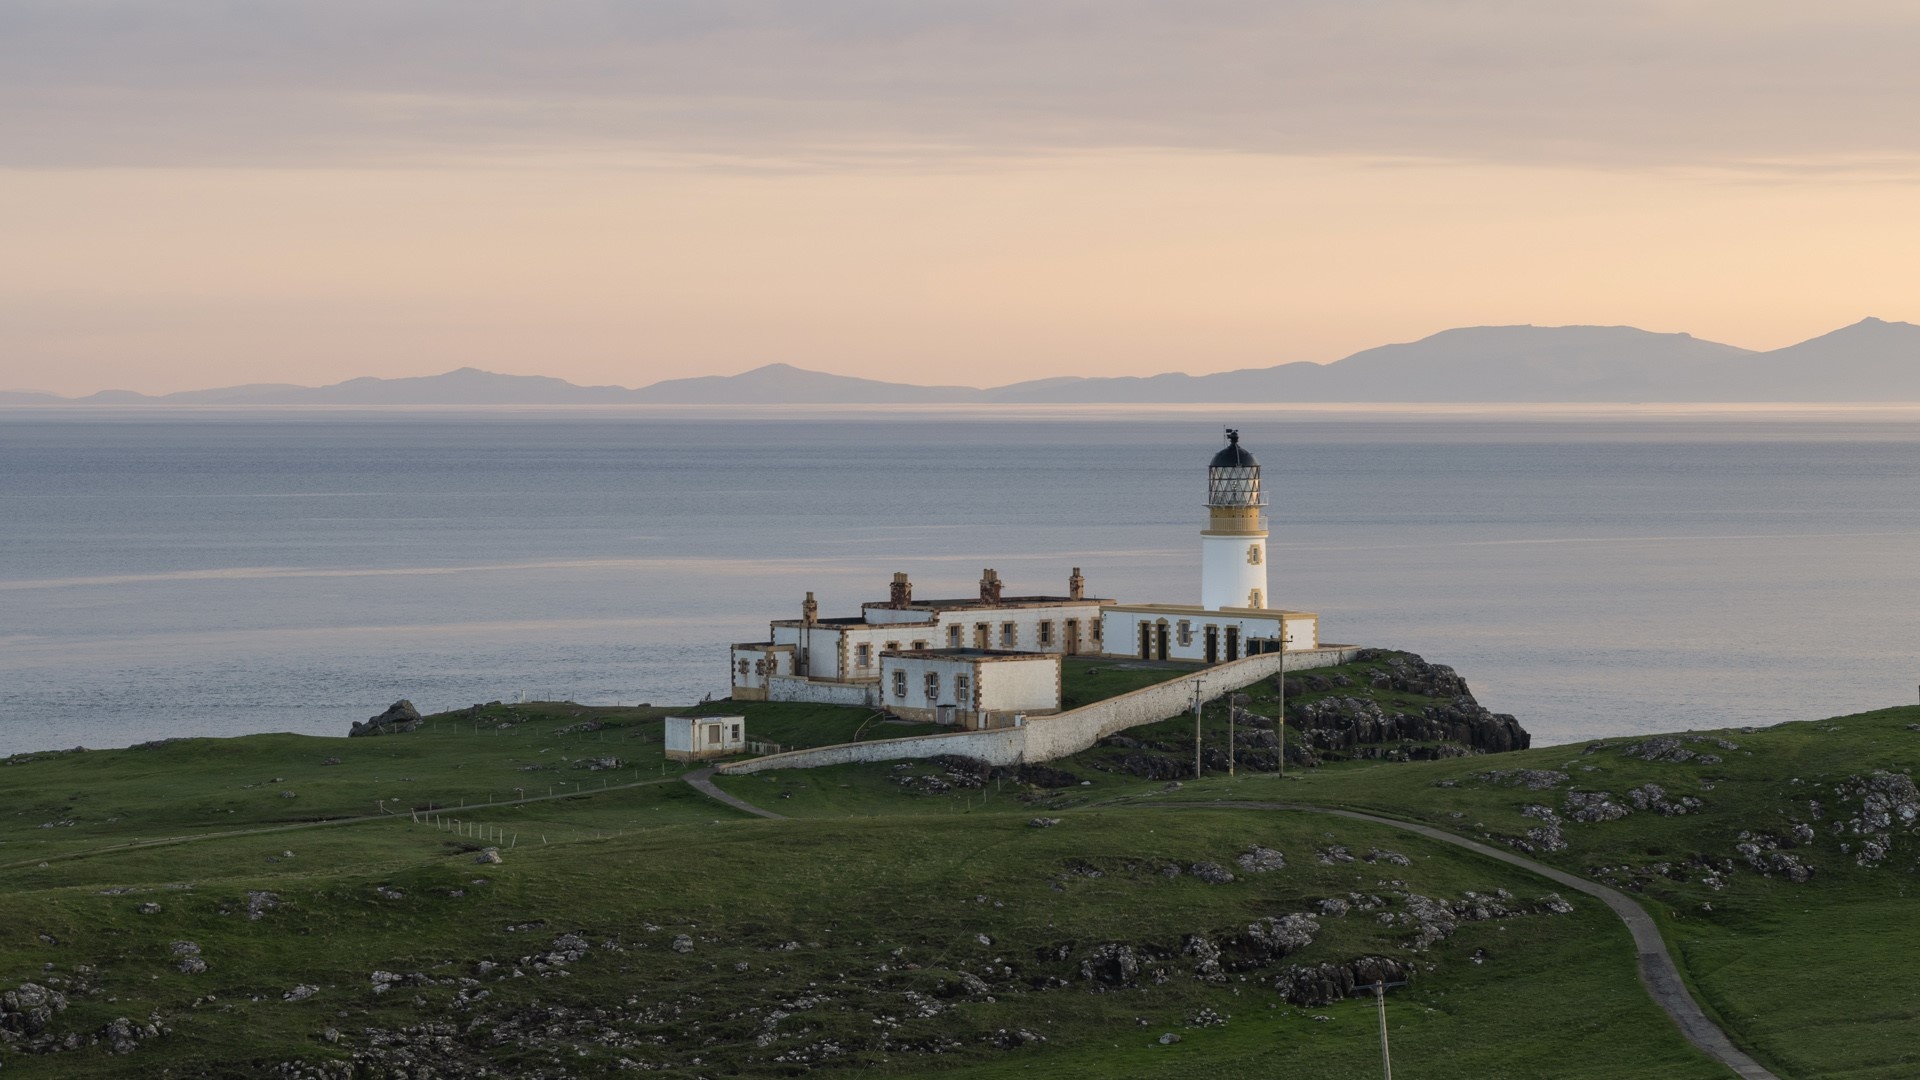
1201;428;1268;611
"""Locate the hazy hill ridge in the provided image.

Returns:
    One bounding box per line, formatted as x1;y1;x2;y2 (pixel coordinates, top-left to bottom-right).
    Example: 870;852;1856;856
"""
9;318;1918;405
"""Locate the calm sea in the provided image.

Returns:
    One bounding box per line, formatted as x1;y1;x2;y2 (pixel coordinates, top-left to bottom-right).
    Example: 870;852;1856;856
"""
3;406;1917;754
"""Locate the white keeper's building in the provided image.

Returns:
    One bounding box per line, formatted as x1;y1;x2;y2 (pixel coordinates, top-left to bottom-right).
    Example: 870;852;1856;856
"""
727;428;1323;717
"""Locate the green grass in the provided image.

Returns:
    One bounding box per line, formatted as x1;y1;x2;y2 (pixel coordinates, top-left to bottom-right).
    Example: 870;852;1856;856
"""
8;690;1918;1077
1058;657;1195;710
0;804;1724;1078
1134;703;1920;1080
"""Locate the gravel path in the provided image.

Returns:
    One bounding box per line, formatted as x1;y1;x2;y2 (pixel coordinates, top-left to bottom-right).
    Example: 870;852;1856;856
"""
683;767;787;820
1191;801;1781;1080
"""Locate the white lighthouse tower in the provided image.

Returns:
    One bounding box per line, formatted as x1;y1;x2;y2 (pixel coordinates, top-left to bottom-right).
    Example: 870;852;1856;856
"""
1200;428;1268;610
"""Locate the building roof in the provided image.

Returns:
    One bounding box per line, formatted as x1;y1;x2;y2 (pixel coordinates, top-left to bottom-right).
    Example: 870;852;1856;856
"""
886;647;1058;662
1210;428;1260;469
862;595;1112;612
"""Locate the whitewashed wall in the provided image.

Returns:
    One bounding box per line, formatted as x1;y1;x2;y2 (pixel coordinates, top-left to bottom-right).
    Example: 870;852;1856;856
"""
720;646;1362;774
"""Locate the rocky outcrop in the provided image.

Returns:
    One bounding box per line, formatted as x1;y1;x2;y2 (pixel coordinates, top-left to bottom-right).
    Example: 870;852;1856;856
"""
350;700;423;737
1272;956;1413;1006
0;982;67;1046
1283;652;1529;758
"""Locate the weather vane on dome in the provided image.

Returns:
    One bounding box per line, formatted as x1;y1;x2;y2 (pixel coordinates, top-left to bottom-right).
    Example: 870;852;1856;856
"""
1224;427;1240;444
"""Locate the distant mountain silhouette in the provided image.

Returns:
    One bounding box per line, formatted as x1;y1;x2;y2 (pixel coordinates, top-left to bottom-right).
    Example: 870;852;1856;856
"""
11;320;1918;405
637;363;977;404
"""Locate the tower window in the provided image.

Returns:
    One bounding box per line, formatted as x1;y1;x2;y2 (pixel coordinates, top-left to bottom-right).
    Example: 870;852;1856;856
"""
1248;589;1264;608
1248;544;1262;565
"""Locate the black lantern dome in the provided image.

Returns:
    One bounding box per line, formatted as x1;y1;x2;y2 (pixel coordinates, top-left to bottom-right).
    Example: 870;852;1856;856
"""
1209;428;1259;469
1207;428;1264;508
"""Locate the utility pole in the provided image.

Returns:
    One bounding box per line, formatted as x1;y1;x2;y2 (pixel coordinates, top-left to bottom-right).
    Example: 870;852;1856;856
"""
1276;623;1287;778
1191;679;1204;780
1228;693;1249;777
1348;978;1407;1080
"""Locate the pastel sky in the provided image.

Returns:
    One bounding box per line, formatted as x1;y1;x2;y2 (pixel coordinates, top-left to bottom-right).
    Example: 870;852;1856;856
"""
5;1;1920;395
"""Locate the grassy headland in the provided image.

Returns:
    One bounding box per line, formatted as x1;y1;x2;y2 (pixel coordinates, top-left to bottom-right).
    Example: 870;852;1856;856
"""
0;658;1912;1077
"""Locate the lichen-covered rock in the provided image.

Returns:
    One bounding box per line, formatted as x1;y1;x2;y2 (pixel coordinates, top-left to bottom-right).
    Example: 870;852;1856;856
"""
350;700;423;737
1477;769;1570;790
1515;805;1568;852
1235;846;1287;873
1180;934;1226;982
0;982;68;1042
1625;783;1706;816
170;941;207;975
1564;791;1631;823
1244;914;1319;955
98;1015;165;1055
1272;956;1412;1006
1835;771;1920;833
1080;943;1142;987
1189;862;1235;884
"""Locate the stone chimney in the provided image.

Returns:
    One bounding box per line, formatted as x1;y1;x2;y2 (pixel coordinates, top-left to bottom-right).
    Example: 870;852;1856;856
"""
979;568;1003;604
802;591;819;626
1068;567;1085;601
889;572;912;608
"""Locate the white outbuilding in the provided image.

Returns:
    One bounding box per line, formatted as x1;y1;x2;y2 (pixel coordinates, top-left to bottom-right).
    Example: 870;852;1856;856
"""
665;715;746;761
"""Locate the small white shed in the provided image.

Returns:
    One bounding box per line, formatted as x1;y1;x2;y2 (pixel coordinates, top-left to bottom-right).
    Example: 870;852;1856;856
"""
665;715;747;761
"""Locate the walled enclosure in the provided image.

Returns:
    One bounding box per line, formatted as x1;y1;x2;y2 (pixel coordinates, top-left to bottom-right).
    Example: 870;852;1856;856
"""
717;646;1362;775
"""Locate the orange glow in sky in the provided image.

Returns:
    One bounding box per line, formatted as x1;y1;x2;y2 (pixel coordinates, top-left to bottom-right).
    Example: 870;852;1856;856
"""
3;3;1919;395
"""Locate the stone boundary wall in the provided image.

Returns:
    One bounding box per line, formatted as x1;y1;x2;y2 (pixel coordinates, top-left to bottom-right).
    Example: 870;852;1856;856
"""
719;646;1363;775
1020;646;1362;761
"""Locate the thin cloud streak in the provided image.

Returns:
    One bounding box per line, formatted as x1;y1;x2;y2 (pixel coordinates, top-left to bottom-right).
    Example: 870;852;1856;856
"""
5;2;1920;172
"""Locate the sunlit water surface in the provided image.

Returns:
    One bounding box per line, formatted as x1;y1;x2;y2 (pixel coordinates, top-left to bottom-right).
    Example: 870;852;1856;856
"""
3;406;1916;753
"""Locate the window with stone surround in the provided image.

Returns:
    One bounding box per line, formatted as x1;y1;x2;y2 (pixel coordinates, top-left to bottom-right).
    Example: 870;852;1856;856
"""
924;671;940;699
1038;621;1054;646
948;625;963;647
999;622;1017;648
892;670;907;698
855;643;872;668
